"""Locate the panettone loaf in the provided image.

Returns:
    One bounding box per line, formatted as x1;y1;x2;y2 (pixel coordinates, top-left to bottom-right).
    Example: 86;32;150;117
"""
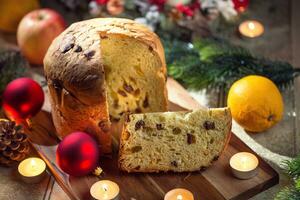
44;18;168;154
119;108;232;172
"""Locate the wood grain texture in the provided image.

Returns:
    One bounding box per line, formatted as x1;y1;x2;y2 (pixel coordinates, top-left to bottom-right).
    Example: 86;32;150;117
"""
25;78;278;200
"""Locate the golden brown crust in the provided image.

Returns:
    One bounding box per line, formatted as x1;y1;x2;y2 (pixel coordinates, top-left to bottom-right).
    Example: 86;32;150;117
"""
44;18;167;154
45;18;166;83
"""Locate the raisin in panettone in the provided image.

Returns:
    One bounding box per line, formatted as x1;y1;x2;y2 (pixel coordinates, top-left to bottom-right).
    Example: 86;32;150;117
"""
119;108;232;172
44;18;168;154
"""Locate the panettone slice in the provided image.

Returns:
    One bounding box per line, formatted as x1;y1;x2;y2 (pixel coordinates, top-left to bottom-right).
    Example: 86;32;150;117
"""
119;107;232;172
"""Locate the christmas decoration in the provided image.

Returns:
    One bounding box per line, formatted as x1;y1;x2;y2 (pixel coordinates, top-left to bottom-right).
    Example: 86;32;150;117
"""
2;78;44;121
0;0;40;32
201;0;237;21
93;166;104;176
17;9;66;65
96;0;109;5
275;155;300;200
0;49;27;96
87;0;236;33
232;0;249;12
134;5;161;31
167;0;192;7
56;132;100;176
214;0;237;21
166;38;299;90
227;75;283;132
107;0;124;15
89;1;102;16
148;0;167;9
176;4;194;17
0;119;30;166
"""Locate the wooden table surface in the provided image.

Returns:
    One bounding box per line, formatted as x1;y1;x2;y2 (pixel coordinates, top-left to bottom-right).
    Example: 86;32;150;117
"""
0;0;299;199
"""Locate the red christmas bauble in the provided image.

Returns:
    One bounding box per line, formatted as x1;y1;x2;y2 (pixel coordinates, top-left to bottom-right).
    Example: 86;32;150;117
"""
232;0;249;12
56;132;100;176
148;0;166;10
95;0;108;5
2;77;44;120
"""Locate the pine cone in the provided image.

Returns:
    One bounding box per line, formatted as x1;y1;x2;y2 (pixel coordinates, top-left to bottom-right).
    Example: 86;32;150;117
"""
0;119;30;166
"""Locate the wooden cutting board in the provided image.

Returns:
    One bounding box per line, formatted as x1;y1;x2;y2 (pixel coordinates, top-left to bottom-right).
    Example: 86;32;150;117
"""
25;78;278;200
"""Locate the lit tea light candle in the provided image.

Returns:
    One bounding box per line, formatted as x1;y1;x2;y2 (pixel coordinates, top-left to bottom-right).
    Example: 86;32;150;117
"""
239;20;264;38
18;157;46;183
164;188;194;200
230;152;259;179
90;180;120;200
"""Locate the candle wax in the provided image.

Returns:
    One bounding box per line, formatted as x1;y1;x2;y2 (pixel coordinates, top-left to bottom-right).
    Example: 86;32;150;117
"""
177;194;183;200
164;188;194;200
18;157;46;177
90;180;120;200
230;152;258;172
239;20;264;38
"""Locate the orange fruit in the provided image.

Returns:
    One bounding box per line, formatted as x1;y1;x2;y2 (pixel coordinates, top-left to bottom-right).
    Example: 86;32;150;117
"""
0;0;40;32
227;75;284;132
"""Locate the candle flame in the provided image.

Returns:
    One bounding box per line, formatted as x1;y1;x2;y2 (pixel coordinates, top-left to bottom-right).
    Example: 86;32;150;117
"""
29;159;38;172
248;22;255;30
102;184;108;192
30;159;36;166
177;194;183;200
30;159;37;169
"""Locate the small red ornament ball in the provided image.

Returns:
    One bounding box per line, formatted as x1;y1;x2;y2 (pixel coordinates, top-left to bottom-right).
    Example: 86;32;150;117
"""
232;0;249;12
2;77;44;120
56;132;100;176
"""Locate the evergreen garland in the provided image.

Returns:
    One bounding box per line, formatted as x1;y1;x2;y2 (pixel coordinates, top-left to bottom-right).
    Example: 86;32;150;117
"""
275;186;300;200
275;156;300;200
0;50;27;97
164;38;300;90
283;155;300;179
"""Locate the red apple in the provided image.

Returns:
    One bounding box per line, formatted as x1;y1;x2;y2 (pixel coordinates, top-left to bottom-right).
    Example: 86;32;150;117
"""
17;9;66;65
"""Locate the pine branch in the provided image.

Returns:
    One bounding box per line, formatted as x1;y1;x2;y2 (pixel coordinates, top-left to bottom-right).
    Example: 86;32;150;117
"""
162;37;198;64
275;157;300;200
165;38;298;90
297;179;300;190
0;50;27;97
283;155;300;180
275;186;300;200
168;55;214;90
194;38;251;62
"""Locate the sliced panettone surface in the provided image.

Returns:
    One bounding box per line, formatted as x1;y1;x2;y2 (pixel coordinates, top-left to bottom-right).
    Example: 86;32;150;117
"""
119;107;232;172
